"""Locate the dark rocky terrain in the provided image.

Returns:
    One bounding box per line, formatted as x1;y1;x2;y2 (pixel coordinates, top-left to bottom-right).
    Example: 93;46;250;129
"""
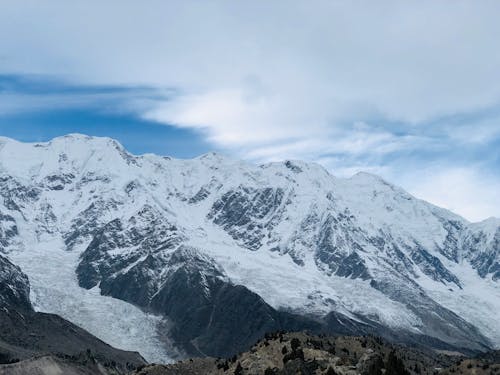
0;254;146;374
132;332;500;375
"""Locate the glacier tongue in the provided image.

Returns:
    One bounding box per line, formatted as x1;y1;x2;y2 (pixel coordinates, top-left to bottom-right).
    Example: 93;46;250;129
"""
8;237;174;363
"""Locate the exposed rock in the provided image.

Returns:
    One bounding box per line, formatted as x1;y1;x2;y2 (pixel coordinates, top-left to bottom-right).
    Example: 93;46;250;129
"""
0;255;32;312
132;332;494;375
356;349;384;375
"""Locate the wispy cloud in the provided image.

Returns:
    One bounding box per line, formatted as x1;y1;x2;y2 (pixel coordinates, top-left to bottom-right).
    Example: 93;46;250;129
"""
0;75;165;116
410;167;500;222
0;1;499;220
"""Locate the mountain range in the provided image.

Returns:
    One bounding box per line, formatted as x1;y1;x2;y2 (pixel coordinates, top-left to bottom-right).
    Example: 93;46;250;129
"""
0;134;498;362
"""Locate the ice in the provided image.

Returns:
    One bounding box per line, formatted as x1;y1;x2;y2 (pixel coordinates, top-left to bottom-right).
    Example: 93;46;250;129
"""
0;134;498;351
419;261;500;348
8;238;174;363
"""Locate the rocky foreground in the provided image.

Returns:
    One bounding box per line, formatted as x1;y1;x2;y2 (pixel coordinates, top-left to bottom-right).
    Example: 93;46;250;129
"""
2;330;499;374
133;332;500;375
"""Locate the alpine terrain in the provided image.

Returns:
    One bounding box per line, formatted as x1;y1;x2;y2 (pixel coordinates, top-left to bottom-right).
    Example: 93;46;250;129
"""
0;134;498;362
0;252;146;374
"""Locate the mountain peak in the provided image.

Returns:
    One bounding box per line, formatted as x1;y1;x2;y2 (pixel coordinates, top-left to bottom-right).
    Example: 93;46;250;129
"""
53;133;94;141
350;171;388;183
0;133;128;152
48;133;127;151
0;134;135;180
195;151;234;163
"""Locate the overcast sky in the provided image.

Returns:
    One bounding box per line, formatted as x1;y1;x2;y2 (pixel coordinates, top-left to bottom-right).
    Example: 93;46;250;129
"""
0;0;499;221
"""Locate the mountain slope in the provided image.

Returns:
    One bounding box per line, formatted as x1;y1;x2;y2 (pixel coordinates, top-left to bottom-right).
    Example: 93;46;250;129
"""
0;254;145;373
0;134;498;359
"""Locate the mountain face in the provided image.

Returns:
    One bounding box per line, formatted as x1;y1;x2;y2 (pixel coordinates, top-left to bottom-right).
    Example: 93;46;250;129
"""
0;254;145;373
0;135;498;360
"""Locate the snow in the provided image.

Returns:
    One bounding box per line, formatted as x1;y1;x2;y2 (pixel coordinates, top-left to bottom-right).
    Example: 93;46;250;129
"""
0;134;498;352
185;222;423;331
419;260;500;348
8;238;174;363
470;217;500;242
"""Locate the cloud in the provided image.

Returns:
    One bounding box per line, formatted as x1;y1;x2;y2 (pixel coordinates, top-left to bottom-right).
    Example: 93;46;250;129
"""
0;75;163;116
409;167;500;222
2;1;500;118
0;0;499;220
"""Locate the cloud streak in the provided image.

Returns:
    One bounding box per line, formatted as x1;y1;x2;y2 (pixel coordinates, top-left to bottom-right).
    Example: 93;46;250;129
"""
0;0;499;220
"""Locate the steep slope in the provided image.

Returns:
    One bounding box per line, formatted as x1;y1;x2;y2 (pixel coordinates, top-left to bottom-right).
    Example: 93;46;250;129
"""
0;252;31;313
0;356;122;375
6;235;174;363
0;135;498;359
0;254;145;373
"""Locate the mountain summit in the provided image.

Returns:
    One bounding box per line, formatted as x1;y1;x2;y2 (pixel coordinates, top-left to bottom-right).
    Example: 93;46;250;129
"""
0;135;498;360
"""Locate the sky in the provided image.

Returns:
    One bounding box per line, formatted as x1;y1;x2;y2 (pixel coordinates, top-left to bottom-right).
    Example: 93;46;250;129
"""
0;1;499;222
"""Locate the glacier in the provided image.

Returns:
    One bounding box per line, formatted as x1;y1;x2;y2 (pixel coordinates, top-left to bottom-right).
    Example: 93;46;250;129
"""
0;134;498;359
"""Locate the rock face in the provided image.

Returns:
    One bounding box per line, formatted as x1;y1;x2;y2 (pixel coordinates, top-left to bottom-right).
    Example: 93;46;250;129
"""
83;245;322;357
0;255;32;313
0;135;498;358
0;254;146;373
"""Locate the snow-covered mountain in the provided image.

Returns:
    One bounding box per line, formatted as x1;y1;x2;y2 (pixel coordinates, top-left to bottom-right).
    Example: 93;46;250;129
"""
0;134;498;360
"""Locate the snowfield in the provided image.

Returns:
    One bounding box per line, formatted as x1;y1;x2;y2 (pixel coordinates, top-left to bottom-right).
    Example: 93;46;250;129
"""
8;238;174;363
0;134;498;358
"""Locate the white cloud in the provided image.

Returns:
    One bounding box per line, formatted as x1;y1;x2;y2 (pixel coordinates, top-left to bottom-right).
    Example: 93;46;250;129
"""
143;89;316;146
407;167;500;222
0;0;499;220
2;1;500;122
447;118;500;145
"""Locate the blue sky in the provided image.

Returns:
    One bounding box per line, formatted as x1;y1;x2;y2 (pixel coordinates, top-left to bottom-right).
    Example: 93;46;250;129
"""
0;74;210;157
0;1;499;221
0;111;210;158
